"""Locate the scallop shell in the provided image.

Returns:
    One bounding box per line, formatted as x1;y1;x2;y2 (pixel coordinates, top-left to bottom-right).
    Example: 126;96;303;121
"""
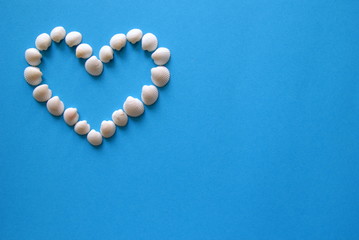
110;33;127;51
151;47;170;65
65;31;82;47
74;120;90;135
25;48;42;66
100;120;116;138
99;45;114;63
85;56;103;76
141;85;159;105
50;26;66;43
123;96;144;117
142;33;158;52
87;130;102;146
46;96;64;116
112;109;128;127
76;43;93;59
151;66;170;87
24;66;42;86
126;29;143;44
63;108;79;126
33;84;52;102
35;33;52;51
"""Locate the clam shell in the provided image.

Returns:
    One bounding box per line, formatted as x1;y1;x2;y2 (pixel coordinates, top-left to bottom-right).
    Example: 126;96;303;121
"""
151;66;170;87
123;96;144;117
50;26;66;43
76;43;92;59
87;130;102;146
126;29;143;44
63;107;79;126
74;120;90;135
46;96;64;116
85;56;103;76
35;33;51;51
110;33;127;51
33;84;52;102
24;66;42;86
100;120;116;138
141;85;159;105
99;45;114;63
151;47;170;65
65;31;82;47
142;33;158;52
112;109;128;127
25;48;42;66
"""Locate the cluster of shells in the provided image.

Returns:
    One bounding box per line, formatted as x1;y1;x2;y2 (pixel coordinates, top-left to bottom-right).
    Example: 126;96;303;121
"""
24;26;171;146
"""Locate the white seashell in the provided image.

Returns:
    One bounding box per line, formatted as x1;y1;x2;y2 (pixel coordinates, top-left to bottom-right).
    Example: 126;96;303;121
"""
87;130;102;146
100;120;116;138
85;56;103;76
25;48;42;66
123;96;144;117
65;31;82;47
24;66;42;86
74;120;90;135
99;45;114;63
50;26;66;43
141;85;159;105
151;47;170;65
33;84;52;102
35;33;51;51
142;33;158;52
110;33;127;50
76;43;92;59
112;109;128;127
63;108;79;126
126;29;143;44
46;96;64;116
151;66;170;87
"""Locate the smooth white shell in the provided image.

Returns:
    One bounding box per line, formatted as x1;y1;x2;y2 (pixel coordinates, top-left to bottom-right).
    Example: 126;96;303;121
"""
85;56;103;76
65;31;82;47
151;47;170;65
87;130;102;146
141;85;159;105
63;108;79;126
123;96;144;117
112;109;128;127
46;96;64;116
35;33;51;51
50;26;66;43
74;120;90;135
151;66;170;87
110;33;127;50
24;66;42;86
142;33;158;52
76;43;93;59
126;29;143;44
25;48;42;66
100;120;116;138
33;84;52;102
99;45;114;63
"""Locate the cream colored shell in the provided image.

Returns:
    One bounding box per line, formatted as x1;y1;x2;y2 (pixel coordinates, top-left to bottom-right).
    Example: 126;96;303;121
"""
35;33;51;51
100;120;116;138
74;120;90;135
151;47;170;65
142;33;158;52
24;66;42;86
33;84;52;102
76;43;93;59
63;108;79;126
25;48;42;66
141;85;159;105
151;66;170;87
112;109;128;127
110;33;127;50
85;56;103;76
123;96;144;117
46;96;64;116
126;29;143;44
65;31;82;47
87;130;102;146
50;26;66;43
99;45;114;63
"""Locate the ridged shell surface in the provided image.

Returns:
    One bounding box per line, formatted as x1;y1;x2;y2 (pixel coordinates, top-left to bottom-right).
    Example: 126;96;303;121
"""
112;109;128;127
142;33;158;52
24;66;42;86
99;45;114;63
151;66;170;87
65;31;82;47
126;29;143;44
50;26;66;43
87;130;102;146
74;120;90;135
100;120;116;138
141;85;159;105
63;108;79;126
85;56;103;76
123;96;144;117
25;48;42;66
35;33;52;51
33;84;52;102
110;33;127;50
76;43;92;59
46;96;64;116
151;47;170;65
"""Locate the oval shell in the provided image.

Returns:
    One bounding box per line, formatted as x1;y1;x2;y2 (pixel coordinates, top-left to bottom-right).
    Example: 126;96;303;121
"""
76;43;93;59
25;48;42;66
151;47;170;65
50;26;66;43
99;45;114;63
123;96;144;117
46;96;64;116
65;31;82;47
24;66;42;86
141;85;159;105
35;33;51;51
110;33;126;50
74;120;90;135
100;120;116;138
126;29;143;44
142;33;158;52
33;84;52;102
151;66;170;87
87;130;102;146
63;108;79;126
112;109;128;127
85;56;103;76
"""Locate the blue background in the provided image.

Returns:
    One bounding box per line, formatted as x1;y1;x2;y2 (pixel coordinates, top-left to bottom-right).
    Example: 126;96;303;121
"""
1;0;359;239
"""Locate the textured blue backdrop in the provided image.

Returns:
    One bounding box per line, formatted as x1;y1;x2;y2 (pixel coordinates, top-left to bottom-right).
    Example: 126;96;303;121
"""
1;0;359;239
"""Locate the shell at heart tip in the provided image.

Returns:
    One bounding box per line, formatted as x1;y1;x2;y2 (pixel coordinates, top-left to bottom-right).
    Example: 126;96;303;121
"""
85;56;103;76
